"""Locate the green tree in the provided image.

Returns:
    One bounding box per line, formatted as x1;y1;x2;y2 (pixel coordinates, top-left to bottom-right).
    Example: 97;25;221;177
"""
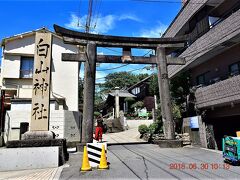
101;72;138;91
131;101;144;109
170;72;191;113
100;72;150;93
148;72;190;113
149;74;159;97
137;73;150;81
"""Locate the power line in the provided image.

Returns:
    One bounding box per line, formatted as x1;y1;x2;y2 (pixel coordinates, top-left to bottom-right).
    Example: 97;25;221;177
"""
142;49;153;57
96;65;151;80
97;64;129;71
102;47;122;54
129;66;148;73
92;0;103;30
86;0;93;33
92;0;98;20
96;49;152;71
77;0;82;27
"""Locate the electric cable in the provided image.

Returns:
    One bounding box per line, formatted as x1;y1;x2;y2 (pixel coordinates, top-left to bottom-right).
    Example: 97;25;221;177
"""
97;64;129;71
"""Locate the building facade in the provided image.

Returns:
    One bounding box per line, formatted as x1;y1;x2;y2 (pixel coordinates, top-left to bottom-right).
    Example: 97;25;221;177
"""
164;0;240;149
0;28;81;143
128;75;155;112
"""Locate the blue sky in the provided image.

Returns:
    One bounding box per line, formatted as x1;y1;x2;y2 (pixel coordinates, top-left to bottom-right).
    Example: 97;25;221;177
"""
0;0;181;83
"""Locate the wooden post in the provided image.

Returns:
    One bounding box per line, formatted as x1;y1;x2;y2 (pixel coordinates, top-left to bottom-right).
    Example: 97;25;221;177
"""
156;46;175;139
82;42;96;143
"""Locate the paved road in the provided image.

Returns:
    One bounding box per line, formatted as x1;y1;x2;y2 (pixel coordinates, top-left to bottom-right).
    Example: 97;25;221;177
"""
60;144;240;180
103;120;153;144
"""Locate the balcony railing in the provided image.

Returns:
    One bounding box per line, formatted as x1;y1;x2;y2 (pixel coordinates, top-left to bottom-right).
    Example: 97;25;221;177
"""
168;8;240;78
20;70;33;78
195;75;240;109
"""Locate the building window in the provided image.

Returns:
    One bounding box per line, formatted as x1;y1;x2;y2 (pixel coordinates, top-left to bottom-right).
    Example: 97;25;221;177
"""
20;57;34;78
208;16;221;29
131;87;140;95
196;72;208;86
229;62;240;76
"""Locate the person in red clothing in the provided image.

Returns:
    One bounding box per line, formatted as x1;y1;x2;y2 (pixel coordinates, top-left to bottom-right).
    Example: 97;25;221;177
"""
95;115;104;142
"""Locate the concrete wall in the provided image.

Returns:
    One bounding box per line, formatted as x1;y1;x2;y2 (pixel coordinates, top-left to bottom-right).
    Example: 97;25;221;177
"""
4;110;81;142
182;116;207;148
0;147;59;171
1;32;79;111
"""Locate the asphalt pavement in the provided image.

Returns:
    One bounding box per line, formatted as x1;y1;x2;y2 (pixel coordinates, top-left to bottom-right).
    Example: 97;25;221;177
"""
60;144;240;180
103;119;153;144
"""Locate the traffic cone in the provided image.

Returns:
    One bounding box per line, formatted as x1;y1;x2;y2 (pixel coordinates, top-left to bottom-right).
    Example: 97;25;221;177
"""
98;144;109;169
80;146;92;171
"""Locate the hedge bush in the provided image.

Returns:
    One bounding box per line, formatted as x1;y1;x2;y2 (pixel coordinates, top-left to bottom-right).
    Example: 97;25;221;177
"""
138;124;149;135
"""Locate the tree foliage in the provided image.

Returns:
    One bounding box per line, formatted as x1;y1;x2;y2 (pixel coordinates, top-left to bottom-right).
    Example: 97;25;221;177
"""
138;124;149;135
100;72;149;92
149;74;159;97
131;101;144;109
148;72;190;114
170;72;191;108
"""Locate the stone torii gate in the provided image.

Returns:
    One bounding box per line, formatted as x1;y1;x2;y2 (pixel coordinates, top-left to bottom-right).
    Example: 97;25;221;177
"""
54;24;186;143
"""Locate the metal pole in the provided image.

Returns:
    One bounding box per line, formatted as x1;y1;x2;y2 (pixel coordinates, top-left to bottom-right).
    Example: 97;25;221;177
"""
156;46;175;139
82;42;96;143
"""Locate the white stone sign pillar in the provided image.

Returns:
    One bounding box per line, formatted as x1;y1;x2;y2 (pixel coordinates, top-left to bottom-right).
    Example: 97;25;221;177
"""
30;32;52;131
115;87;120;118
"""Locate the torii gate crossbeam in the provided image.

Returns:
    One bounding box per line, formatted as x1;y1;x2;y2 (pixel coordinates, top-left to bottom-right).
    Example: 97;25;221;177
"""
54;24;187;143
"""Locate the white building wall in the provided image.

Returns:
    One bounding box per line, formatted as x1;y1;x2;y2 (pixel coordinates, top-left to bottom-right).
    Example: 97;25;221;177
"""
1;55;21;78
3;79;33;98
4;35;35;55
1;32;79;111
1;31;81;143
51;36;79;111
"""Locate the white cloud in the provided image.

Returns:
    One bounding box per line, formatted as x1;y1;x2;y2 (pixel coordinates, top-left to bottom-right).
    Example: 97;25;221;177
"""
138;22;168;38
65;13;142;34
65;14;86;31
93;15;116;34
118;14;142;22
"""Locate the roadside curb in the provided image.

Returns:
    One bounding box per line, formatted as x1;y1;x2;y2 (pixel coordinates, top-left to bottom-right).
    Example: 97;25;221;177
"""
107;141;149;146
200;147;222;154
53;164;69;180
184;145;222;154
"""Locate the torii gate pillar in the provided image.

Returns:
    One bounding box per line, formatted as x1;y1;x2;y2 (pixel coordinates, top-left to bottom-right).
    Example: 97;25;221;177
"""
157;46;175;139
82;42;96;143
53;24;186;142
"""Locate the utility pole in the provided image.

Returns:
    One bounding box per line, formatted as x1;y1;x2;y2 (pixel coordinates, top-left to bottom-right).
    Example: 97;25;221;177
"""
86;0;93;33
